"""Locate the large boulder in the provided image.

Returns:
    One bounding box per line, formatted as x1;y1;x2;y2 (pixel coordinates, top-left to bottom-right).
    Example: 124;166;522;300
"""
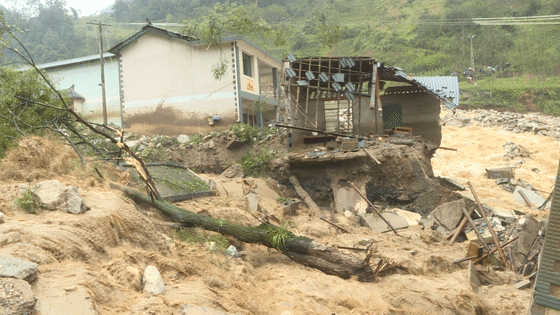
19;180;89;214
0;256;38;283
0;278;37;315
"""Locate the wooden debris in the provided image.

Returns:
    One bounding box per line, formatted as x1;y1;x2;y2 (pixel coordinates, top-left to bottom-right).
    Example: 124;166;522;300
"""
289;175;325;217
349;182;400;236
468;181;510;269
320;217;350;233
461;206;492;252
438;146;458;151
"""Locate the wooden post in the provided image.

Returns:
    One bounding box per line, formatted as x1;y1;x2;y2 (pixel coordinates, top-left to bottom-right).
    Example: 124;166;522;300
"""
87;21;111;125
350;182;400;236
461;206;492;252
448;206;474;244
468;181;510;269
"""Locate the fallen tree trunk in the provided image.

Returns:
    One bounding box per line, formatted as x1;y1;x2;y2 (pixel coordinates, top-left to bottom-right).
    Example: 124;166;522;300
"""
112;183;377;281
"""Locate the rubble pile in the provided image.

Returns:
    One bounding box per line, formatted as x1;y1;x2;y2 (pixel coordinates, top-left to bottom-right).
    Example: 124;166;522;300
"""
503;141;531;159
442;108;560;141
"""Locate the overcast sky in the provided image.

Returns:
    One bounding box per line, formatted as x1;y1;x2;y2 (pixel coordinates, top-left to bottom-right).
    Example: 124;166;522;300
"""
0;0;114;16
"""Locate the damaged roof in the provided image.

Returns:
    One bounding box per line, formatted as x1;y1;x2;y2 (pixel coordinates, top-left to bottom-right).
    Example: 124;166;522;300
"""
285;56;460;108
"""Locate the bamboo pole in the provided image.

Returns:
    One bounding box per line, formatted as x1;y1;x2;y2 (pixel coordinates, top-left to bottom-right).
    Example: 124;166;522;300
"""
349;182;400;236
468;181;510;269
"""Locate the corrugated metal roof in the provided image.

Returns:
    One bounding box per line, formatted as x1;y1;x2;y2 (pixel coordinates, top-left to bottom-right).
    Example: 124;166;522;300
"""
390;67;459;108
37;53;116;70
411;76;460;108
532;160;560;312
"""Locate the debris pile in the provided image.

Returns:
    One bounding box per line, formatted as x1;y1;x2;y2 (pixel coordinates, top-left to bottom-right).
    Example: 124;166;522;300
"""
450;108;560;140
503;141;531;160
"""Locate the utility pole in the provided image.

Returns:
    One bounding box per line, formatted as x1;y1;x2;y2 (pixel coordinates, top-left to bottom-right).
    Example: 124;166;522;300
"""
468;34;476;82
87;21;111;125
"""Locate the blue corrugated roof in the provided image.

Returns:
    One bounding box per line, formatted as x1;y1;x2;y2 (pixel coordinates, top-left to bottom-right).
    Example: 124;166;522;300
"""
37;53;116;70
412;76;460;108
390;68;459;108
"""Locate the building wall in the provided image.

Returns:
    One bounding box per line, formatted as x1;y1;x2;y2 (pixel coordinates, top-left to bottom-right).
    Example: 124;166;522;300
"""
44;58;121;125
236;40;281;97
119;33;238;134
380;91;442;147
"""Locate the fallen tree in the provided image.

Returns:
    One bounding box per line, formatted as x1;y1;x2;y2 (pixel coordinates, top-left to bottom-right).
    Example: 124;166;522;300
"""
112;183;379;281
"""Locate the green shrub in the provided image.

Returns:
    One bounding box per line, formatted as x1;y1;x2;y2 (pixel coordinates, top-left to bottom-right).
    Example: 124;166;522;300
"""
227;123;276;143
240;150;274;177
13;185;41;214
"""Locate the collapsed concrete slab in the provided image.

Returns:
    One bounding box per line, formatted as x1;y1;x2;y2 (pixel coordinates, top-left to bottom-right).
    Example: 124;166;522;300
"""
430;199;466;233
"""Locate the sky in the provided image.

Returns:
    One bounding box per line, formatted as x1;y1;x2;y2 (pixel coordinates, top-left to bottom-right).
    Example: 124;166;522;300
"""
0;0;114;16
64;0;114;16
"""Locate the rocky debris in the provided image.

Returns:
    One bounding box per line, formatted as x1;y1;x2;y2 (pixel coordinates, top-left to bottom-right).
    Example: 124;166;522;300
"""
486;166;515;180
0;256;38;283
503;141;531;159
176;134;190;144
182;304;243;315
442;114;471;127
467;261;481;292
0;278;37;315
19;180;89;214
449;108;560;141
0;212;4;224
226;245;239;258
281;199;300;216
220;164;244;178
511;215;541;271
142;265;165;295
226;139;245;150
360;209;420;233
430;199;468;234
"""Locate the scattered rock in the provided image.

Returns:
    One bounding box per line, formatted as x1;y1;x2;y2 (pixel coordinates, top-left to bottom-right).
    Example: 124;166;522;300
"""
0;256;38;283
0;232;22;247
58;186;90;214
503;141;531;159
220;164;244;178
0;212;4;224
143;265;165;295
177;134;190;144
444;115;471;127
226;245;239;258
281;199;300;216
208;179;217;190
485;167;515;180
0;278;37;315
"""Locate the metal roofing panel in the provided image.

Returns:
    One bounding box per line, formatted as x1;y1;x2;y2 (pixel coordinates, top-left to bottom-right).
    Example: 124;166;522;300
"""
532;160;560;312
37;53;116;70
410;76;460;108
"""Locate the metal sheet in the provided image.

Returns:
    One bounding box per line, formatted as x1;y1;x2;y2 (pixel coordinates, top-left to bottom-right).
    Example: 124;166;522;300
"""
532;160;560;312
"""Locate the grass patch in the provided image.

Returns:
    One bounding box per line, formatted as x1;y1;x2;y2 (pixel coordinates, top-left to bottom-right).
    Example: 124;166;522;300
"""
13;185;42;214
227;124;276;143
240;150;275;177
170;227;229;253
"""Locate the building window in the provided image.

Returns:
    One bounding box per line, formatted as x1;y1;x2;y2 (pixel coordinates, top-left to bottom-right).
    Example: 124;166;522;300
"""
242;52;253;77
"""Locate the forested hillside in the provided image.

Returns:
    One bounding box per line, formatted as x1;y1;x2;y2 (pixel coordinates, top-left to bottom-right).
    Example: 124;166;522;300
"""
1;0;560;112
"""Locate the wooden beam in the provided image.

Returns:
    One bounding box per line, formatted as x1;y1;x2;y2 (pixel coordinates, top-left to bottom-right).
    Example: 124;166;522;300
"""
289;176;324;217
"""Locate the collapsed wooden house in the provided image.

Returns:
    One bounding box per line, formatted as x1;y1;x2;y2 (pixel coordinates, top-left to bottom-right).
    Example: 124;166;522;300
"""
281;56;459;148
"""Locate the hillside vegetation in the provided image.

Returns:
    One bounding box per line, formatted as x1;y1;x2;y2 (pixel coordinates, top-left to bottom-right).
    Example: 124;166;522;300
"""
1;0;559;113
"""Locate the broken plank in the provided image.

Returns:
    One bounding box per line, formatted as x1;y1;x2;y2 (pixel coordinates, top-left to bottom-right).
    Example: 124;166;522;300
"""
289;175;325;217
362;148;381;164
349;182;400;236
320;217;351;233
